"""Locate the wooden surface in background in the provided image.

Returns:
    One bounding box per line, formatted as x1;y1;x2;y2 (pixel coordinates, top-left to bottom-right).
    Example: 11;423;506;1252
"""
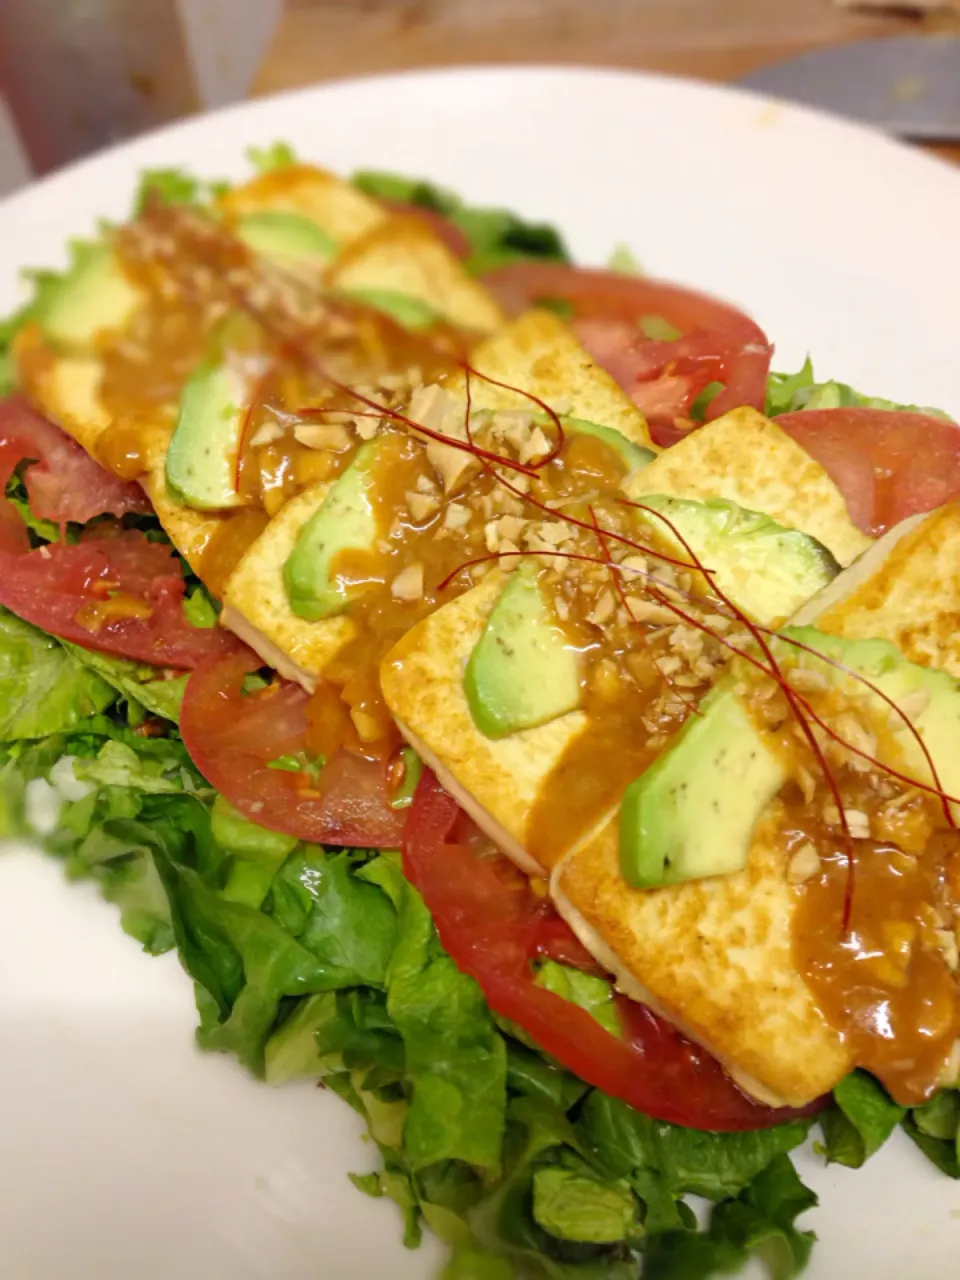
255;0;960;163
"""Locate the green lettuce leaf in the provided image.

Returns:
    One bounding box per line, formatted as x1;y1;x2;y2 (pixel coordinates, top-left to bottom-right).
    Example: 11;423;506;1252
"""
534;960;620;1036
132;168;228;215
351;169;571;273
578;1091;811;1202
0;607;117;739
532;1164;637;1244
153;844;399;1073
182;584;219;629
247;142;300;173
643;1155;816;1280
766;358;954;421
903;1090;960;1177
361;855;507;1172
60;642;188;723
819;1071;905;1169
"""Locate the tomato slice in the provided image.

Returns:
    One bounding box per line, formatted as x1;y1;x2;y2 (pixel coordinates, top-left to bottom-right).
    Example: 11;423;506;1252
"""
379;200;472;260
776;407;960;536
481;264;772;438
180;652;408;847
403;770;819;1132
0;395;149;528
0;528;245;666
0;397;246;666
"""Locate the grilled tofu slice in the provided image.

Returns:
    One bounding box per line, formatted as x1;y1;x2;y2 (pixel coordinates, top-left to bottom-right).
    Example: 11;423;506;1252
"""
552;809;851;1106
221;483;356;689
13;334;110;458
326;216;504;336
626;407;872;567
792;502;960;676
381;571;586;876
218;163;387;247
553;500;960;1107
445;309;653;448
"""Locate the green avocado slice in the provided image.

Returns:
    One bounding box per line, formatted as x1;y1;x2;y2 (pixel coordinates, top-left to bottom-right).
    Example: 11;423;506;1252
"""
335;288;444;331
235;210;338;269
284;438;384;621
37;244;142;350
635;494;840;625
165;355;261;511
619;683;787;889
464;563;581;739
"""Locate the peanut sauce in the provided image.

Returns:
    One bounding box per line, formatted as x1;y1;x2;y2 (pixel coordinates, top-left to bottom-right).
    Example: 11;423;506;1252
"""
794;826;960;1104
740;663;960;1104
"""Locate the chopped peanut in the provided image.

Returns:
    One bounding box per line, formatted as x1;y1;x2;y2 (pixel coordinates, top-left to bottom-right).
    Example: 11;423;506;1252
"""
391;563;425;601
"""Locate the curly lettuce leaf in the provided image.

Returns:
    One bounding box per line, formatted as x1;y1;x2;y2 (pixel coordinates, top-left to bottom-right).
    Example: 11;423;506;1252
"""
902;1090;960;1177
818;1071;905;1169
579;1091;811;1203
61;641;188;724
1;711;205;952
766;358;954;421
131;168;229;215
643;1156;816;1280
351;169;571;273
247;142;300;173
361;855;507;1173
0;607;117;739
534;960;620;1036
532;1163;638;1244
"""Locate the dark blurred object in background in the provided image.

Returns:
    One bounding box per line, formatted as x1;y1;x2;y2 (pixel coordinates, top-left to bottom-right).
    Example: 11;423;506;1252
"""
0;0;200;175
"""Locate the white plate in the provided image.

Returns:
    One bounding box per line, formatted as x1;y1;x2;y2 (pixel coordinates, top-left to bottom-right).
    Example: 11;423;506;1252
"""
1;66;959;1280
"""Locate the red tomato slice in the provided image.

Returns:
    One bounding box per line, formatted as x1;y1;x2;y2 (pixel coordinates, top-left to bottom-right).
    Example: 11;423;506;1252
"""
481;264;772;437
776;407;960;536
379;200;472;260
0;396;245;666
0;395;149;527
0;528;244;667
403;770;819;1132
181;652;408;847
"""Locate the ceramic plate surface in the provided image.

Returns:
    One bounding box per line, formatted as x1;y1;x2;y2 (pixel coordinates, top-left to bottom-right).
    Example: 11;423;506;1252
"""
1;66;959;1280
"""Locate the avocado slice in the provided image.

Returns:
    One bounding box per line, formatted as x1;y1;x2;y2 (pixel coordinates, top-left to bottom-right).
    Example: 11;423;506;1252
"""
635;494;840;625
464;563;581;738
36;244;141;350
335;288;444;331
620;683;787;889
561;416;655;473
776;626;960;819
620;624;960;889
235;210;337;269
166;355;260;511
284;438;382;621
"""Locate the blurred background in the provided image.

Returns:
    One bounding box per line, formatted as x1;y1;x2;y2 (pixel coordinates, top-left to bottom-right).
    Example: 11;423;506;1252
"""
0;0;957;195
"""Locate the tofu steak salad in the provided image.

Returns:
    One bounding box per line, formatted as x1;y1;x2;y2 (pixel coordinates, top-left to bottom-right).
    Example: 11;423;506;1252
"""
3;146;960;1278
